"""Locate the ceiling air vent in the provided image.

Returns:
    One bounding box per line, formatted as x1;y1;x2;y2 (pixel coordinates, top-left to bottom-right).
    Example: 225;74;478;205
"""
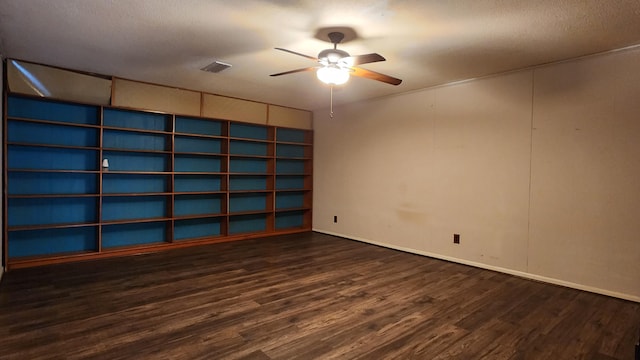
201;60;232;73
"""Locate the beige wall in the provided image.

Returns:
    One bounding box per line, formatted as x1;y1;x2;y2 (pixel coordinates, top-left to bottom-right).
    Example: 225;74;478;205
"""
313;47;640;301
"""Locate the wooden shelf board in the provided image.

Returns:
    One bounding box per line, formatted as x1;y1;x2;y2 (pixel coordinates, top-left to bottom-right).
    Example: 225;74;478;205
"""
173;214;227;221
275;140;313;146
275;156;312;160
8;222;100;231
7;229;312;270
228;172;273;176
102;217;172;226
173;191;226;195
174;151;225;157
8;169;100;174
228;210;271;217
7;117;101;129
8;193;100;199
275;207;310;213
102;125;173;135
174;133;226;140
102;192;172;197
8;169;100;173
276;172;312;176
228;137;273;144
103;171;172;175
174;171;225;175
229;154;273;159
7;142;100;151
102;147;172;154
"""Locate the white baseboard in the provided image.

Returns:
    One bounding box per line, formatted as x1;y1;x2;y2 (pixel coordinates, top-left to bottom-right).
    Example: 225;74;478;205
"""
313;229;640;303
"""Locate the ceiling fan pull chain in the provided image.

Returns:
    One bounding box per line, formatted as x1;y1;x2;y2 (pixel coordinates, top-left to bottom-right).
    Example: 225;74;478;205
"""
330;85;334;118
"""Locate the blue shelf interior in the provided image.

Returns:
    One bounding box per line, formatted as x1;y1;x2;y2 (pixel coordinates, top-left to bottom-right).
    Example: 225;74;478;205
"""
276;191;306;209
275;211;306;230
276;128;307;143
175;217;222;240
176;116;223;136
174;174;223;192
9;145;98;171
9;172;98;195
229;175;268;191
230;140;268;156
229;214;267;234
175;194;223;216
102;196;168;221
8;96;99;125
9;120;99;147
103;174;169;194
175;136;222;154
102;221;168;248
102;151;169;172
230;123;268;140
103;108;170;132
276;144;306;158
103;130;168;151
175;154;222;172
276;175;306;190
8;197;97;227
230;158;268;173
229;193;267;213
276;159;306;174
9;227;97;257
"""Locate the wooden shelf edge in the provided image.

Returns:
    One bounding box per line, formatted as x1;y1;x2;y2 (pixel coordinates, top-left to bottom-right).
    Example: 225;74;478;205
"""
174;132;226;140
275;140;313;146
173;214;226;220
275;207;311;213
102;192;172;197
7;169;101;173
102;147;172;154
102;125;172;135
7;116;101;128
8;222;100;231
102;217;171;226
174;151;226;157
6;228;312;270
8;193;101;199
7;142;100;151
229;190;272;194
228;137;273;144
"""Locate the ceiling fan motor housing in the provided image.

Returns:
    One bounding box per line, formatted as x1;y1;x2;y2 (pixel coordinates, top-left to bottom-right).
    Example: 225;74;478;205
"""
318;49;350;65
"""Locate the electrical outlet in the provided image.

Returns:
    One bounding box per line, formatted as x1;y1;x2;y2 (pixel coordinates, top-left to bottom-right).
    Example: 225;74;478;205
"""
333;216;338;223
453;234;460;244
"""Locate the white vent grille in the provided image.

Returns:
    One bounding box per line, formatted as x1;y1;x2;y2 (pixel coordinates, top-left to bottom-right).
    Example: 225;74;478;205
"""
201;61;232;73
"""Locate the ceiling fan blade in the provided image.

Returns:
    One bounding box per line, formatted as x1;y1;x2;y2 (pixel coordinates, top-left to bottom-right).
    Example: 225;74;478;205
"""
347;53;386;65
274;48;318;61
270;67;317;77
351;67;402;85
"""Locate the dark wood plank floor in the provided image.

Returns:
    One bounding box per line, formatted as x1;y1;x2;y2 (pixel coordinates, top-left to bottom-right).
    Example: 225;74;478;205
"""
1;232;638;359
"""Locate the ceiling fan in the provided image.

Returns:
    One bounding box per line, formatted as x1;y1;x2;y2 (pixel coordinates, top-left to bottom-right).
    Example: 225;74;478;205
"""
270;31;402;86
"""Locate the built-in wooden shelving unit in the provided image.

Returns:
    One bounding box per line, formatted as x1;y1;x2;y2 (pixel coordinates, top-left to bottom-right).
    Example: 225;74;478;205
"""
4;94;312;269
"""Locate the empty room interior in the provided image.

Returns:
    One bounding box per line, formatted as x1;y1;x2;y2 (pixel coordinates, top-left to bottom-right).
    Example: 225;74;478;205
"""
0;1;639;359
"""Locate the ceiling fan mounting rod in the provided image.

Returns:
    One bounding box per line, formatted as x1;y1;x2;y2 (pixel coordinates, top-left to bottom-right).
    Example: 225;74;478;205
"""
328;32;345;49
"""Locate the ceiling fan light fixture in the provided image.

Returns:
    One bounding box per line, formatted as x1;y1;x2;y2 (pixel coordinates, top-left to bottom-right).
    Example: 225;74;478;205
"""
317;65;349;85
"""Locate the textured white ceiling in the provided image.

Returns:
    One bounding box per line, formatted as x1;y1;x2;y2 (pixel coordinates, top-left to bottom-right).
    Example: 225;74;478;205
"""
1;0;640;111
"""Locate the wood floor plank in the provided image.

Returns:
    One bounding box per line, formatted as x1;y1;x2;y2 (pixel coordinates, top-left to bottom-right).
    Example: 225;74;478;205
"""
0;232;638;359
